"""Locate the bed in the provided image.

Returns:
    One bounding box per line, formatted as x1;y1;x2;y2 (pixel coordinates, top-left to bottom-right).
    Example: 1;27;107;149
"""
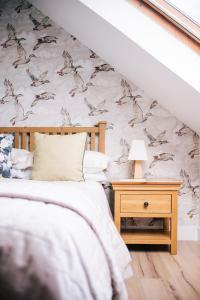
0;122;132;300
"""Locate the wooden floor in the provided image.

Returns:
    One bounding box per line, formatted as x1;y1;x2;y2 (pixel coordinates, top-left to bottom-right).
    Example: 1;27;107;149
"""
126;241;200;300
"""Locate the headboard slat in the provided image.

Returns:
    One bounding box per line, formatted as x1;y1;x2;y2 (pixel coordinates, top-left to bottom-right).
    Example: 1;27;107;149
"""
0;121;106;153
98;121;106;153
15;132;19;148
22;133;27;149
30;133;34;152
91;133;96;151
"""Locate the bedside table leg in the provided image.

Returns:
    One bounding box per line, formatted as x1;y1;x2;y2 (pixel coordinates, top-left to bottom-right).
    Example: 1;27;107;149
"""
170;218;177;254
171;192;178;255
170;243;177;255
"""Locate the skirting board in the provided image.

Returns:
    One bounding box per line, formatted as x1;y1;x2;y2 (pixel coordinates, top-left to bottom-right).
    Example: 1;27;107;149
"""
198;227;200;241
178;225;199;240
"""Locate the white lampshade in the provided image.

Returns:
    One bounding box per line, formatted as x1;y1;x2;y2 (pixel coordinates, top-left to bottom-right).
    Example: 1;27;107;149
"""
128;140;147;161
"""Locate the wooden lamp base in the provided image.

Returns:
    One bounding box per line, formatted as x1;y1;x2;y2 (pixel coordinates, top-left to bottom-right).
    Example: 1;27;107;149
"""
134;160;143;179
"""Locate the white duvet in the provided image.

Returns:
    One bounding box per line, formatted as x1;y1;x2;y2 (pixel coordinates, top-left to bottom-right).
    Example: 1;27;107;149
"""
0;179;132;300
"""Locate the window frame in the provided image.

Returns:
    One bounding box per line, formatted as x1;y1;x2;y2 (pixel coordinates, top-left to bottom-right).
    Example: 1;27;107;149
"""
142;0;200;44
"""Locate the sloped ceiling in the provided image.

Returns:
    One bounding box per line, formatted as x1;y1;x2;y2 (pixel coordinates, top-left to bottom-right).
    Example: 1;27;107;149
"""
29;0;200;134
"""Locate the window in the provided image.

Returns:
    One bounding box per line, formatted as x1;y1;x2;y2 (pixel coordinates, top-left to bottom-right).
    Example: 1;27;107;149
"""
142;0;200;43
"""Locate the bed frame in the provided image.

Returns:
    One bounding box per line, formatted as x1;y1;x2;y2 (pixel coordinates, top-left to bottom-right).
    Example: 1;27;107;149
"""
0;121;106;153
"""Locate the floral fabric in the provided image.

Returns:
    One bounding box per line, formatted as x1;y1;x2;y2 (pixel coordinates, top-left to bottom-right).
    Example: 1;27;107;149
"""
0;134;13;178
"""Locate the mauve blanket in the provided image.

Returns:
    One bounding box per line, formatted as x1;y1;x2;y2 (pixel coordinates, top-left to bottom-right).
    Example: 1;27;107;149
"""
0;179;132;300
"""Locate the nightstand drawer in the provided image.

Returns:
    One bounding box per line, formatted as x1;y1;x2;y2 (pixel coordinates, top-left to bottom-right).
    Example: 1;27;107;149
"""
120;194;171;213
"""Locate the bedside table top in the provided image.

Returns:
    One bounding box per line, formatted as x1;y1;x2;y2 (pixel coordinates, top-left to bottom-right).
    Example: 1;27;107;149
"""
111;178;182;191
111;178;182;184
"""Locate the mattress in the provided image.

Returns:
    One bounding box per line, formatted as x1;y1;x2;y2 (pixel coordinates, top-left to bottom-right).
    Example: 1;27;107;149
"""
0;179;132;300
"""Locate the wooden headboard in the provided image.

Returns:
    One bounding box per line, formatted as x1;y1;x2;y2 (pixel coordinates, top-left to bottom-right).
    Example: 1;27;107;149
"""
0;121;106;153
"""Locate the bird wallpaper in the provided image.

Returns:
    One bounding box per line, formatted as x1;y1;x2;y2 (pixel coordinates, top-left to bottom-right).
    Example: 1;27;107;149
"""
0;0;199;229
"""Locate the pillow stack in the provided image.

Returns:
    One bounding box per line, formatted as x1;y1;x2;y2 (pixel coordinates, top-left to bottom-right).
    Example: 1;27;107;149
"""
10;132;110;182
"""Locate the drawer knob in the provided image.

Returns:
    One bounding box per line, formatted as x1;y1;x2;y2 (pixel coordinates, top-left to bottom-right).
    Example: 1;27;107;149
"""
144;201;149;208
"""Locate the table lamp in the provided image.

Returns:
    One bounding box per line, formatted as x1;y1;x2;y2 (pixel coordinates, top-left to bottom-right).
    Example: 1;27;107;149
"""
128;140;147;179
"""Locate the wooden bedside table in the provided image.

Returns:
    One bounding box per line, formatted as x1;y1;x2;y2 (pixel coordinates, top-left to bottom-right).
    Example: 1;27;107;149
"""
111;179;182;254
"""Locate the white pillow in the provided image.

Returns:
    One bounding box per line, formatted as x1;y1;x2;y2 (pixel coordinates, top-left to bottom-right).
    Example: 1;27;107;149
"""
84;172;107;182
83;151;109;174
11;148;33;170
11;149;110;180
11;169;107;182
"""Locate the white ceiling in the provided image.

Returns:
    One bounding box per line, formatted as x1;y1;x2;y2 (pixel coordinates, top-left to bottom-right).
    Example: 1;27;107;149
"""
29;0;200;134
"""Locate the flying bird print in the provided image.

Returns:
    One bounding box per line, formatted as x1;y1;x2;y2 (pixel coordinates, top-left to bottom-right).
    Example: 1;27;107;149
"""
144;128;168;147
1;24;26;48
128;99;157;127
175;124;191;136
180;169;199;196
10;100;33;126
187;206;200;219
149;100;158;109
89;50;98;59
179;169;200;218
84;98;108;116
115;80;139;105
188;132;200;159
12;42;36;68
29;14;52;31
26;69;50;87
69;70;93;97
128;100;149;127
60;107;80;127
15;0;32;14
114;138;130;164
90;63;114;79
0;79;23;104
31;92;55;107
33;36;57;51
57;50;80;76
149;153;174;168
57;50;93;96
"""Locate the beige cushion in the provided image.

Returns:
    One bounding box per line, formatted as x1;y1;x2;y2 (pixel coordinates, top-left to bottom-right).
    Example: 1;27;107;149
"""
32;132;87;181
